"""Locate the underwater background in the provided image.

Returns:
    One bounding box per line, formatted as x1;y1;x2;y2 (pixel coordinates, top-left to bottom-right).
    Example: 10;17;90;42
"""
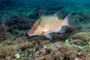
0;0;90;60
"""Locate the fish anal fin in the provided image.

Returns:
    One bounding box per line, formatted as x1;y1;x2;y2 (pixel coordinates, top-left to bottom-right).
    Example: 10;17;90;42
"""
45;34;52;39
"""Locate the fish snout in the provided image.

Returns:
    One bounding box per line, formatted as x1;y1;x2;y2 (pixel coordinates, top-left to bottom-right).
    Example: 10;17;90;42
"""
28;30;41;36
28;28;35;36
28;32;36;36
28;32;32;36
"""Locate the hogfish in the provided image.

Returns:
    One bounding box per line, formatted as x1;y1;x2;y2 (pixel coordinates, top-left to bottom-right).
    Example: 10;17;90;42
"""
28;11;73;38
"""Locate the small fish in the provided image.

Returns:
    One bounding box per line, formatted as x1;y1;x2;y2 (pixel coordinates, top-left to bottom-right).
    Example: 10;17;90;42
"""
28;11;73;39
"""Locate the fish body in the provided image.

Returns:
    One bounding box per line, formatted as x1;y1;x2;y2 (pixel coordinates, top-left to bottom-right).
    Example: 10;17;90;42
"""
28;11;73;38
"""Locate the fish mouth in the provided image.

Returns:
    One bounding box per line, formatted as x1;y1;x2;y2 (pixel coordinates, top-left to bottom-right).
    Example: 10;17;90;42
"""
28;33;34;36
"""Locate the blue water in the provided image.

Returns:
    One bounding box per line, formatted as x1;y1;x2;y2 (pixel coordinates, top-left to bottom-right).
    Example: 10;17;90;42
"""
0;0;90;28
0;0;90;11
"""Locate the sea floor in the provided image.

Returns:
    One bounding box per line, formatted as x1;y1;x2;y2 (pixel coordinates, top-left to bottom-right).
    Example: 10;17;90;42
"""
0;4;90;60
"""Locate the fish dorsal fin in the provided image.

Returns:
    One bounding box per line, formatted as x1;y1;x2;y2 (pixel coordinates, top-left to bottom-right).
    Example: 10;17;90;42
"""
63;11;74;27
29;19;41;34
54;10;66;20
45;34;52;39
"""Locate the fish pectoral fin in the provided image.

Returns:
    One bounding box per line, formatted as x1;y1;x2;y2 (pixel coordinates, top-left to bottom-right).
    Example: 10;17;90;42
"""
45;34;52;39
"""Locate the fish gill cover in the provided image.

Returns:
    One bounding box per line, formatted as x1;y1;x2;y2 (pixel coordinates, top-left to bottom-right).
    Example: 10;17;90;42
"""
0;0;90;60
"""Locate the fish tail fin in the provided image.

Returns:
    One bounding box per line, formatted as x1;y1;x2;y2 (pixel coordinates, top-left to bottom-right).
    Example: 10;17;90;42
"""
63;11;74;27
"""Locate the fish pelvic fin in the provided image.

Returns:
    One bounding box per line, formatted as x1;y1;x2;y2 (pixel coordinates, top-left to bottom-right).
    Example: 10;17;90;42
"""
45;34;52;39
63;11;74;27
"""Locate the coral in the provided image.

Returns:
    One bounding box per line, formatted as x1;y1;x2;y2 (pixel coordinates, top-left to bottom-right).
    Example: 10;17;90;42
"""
52;33;69;41
20;41;35;51
36;54;51;60
0;23;14;41
64;51;77;60
58;45;75;53
70;32;90;46
0;23;7;40
0;45;17;59
31;42;74;60
76;52;90;60
85;47;90;57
